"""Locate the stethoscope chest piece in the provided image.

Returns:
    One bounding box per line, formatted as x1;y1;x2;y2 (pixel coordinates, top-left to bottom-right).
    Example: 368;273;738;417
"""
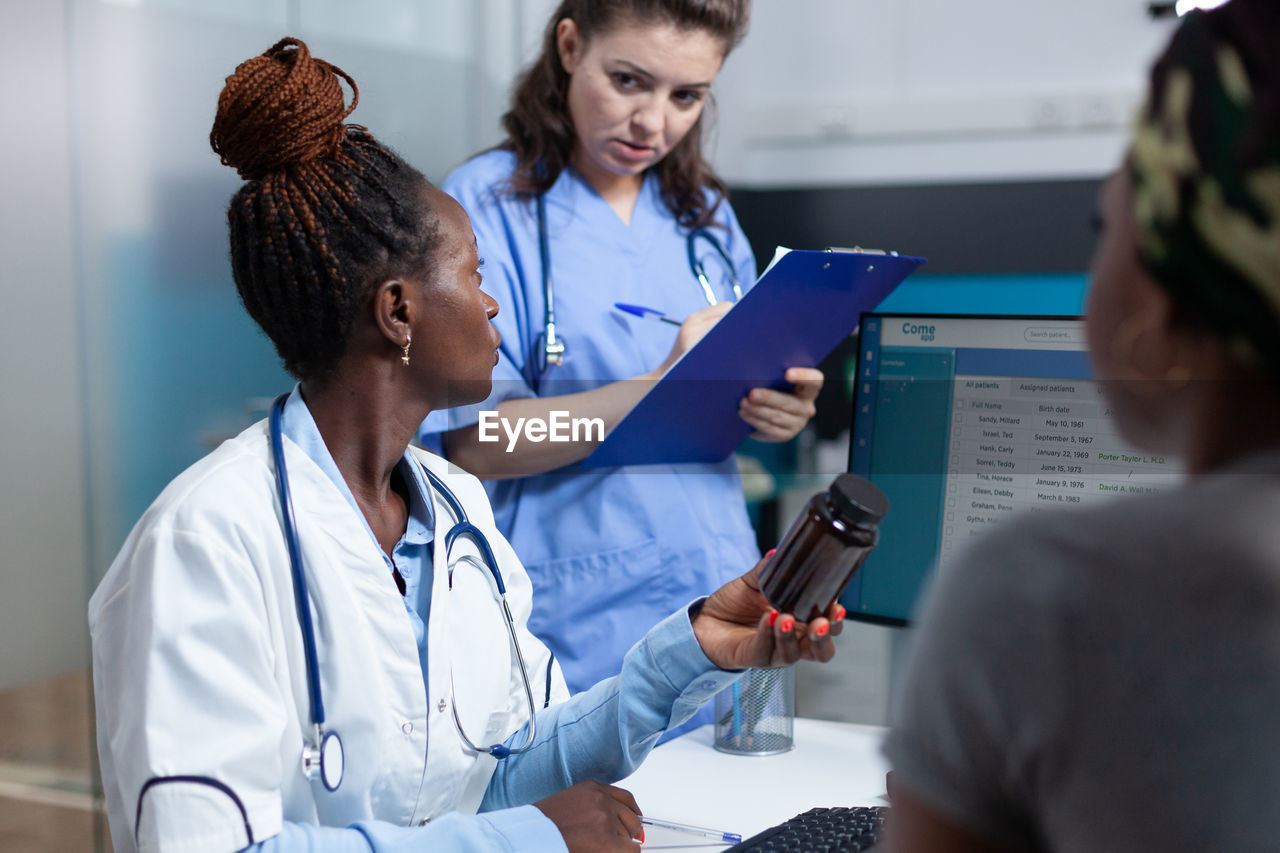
302;727;344;792
538;324;566;371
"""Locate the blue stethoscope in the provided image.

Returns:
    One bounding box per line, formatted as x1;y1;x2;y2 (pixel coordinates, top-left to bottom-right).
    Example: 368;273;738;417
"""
268;394;541;792
534;194;743;372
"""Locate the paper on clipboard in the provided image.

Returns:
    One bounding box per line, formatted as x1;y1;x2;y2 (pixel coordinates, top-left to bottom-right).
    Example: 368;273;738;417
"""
580;247;926;468
761;245;793;276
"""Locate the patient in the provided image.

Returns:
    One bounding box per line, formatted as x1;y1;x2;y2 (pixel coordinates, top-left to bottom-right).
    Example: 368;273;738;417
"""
884;1;1280;850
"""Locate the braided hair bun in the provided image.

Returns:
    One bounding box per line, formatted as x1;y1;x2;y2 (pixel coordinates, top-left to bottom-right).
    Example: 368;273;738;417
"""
210;38;437;380
211;37;360;181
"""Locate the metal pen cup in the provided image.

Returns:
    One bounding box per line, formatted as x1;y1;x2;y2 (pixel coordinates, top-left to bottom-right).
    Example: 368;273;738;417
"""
713;666;795;755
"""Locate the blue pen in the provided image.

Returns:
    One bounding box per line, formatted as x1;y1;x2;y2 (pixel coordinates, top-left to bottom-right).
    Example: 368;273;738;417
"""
641;816;742;844
614;302;682;326
731;680;743;743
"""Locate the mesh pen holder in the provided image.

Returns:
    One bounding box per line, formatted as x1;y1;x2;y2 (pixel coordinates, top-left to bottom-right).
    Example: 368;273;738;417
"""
713;666;795;755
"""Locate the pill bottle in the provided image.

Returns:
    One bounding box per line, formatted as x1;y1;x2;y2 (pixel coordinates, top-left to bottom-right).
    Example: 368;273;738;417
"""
759;473;888;620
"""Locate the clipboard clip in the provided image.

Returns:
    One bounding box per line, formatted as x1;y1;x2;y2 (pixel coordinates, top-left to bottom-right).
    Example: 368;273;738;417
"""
826;246;900;257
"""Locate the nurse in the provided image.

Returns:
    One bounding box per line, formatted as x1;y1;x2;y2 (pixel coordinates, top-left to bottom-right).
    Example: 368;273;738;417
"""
420;0;825;714
89;39;843;853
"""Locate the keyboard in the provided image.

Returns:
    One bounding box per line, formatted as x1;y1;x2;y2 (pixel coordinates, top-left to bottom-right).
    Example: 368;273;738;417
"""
725;806;887;852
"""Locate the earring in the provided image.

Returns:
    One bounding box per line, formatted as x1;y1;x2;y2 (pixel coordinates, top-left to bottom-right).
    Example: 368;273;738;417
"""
401;335;411;367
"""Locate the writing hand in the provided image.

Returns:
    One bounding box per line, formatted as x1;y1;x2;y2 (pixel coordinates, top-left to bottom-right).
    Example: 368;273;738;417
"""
534;781;644;852
655;302;733;375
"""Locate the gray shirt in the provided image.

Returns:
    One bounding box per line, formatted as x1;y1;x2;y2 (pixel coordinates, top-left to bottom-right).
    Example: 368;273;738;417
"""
884;449;1280;851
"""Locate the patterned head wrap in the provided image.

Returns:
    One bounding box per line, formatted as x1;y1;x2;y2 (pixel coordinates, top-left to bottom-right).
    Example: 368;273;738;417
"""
1129;0;1280;377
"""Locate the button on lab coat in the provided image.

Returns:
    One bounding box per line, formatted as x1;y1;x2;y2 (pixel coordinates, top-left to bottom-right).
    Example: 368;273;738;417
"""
89;420;566;853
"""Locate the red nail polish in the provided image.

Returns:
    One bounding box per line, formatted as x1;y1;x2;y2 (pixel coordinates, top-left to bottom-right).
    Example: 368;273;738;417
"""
834;605;847;621
780;617;794;633
765;548;777;559
815;623;829;637
767;609;779;627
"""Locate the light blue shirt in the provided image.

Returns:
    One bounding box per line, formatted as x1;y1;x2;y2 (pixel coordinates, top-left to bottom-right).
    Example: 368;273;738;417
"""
279;387;435;676
421;151;761;728
247;388;742;852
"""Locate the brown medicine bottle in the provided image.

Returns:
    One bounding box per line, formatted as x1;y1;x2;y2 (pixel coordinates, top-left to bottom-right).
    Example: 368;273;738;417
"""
759;473;889;621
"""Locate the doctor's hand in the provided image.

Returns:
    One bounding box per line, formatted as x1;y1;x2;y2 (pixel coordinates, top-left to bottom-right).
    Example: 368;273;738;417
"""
691;558;844;671
654;302;732;376
534;781;644;851
740;367;824;442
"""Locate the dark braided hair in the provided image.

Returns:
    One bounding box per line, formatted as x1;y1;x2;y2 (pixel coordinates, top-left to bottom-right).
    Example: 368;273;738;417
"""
211;37;438;380
502;0;750;229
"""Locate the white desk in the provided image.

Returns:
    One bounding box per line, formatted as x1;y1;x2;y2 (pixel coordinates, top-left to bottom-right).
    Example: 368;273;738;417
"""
620;718;888;849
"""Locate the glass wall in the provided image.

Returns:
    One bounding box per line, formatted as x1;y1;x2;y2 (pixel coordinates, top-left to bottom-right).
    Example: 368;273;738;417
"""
0;1;534;849
71;0;508;578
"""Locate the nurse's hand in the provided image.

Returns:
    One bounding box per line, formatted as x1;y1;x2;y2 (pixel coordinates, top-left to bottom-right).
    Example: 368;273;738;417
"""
739;367;824;442
655;302;733;374
690;558;844;671
535;781;644;851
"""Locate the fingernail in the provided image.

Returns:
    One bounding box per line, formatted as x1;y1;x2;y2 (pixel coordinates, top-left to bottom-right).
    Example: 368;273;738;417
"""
767;609;779;627
765;548;777;559
815;623;829;637
835;605;847;621
780;617;794;633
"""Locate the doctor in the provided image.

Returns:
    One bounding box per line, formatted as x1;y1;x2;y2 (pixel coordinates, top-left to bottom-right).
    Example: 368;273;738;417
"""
419;0;826;729
89;38;844;853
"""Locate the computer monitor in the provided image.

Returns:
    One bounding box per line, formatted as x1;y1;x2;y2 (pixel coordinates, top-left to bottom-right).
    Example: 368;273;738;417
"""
840;313;1182;626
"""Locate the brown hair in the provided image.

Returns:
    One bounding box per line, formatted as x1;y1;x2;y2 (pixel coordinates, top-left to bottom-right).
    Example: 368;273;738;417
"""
210;38;438;379
501;0;750;229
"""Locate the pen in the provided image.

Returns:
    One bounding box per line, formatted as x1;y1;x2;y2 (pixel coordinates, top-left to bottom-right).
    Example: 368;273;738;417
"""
731;680;743;743
614;302;682;326
640;816;742;844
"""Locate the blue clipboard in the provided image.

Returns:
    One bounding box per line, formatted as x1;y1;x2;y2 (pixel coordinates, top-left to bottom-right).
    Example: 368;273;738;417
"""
581;248;926;468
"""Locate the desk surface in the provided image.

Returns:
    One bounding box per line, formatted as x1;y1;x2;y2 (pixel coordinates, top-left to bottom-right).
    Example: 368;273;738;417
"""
620;718;888;849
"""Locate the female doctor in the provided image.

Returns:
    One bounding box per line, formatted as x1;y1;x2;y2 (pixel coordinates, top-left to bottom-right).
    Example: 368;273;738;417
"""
419;0;827;720
88;39;843;853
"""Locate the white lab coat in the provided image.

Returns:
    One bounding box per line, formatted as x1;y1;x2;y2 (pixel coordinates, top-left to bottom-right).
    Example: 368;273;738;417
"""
89;419;568;853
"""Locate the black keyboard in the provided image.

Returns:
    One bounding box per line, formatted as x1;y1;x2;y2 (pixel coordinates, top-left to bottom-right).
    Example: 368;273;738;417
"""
725;806;887;852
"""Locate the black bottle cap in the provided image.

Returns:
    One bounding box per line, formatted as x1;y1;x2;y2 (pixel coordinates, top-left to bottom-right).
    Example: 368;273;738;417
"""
829;473;889;528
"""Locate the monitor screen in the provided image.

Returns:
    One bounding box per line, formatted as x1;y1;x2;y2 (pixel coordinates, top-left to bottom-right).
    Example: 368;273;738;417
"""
841;313;1182;626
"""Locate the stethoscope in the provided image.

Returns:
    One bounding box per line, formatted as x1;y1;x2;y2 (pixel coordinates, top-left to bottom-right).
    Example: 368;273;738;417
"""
268;394;540;792
534;194;744;372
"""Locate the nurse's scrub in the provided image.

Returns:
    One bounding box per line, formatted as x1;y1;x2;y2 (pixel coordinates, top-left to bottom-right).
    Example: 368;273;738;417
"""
420;0;825;720
89;38;845;853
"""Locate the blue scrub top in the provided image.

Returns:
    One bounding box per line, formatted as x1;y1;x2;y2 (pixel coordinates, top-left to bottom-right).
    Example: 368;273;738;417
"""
422;150;761;707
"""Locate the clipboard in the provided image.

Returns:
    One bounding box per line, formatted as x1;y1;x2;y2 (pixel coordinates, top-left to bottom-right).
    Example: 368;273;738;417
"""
581;248;926;468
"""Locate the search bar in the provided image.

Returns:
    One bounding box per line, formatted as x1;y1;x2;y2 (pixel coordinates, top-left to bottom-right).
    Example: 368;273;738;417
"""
1024;326;1084;344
